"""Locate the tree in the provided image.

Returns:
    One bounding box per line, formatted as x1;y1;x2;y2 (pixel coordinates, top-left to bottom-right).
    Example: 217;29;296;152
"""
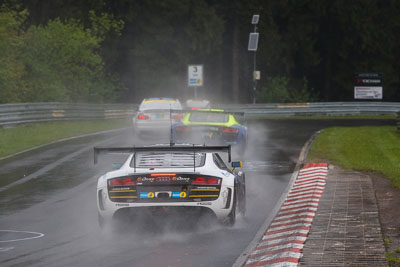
2;0;400;103
21;14;123;102
257;76;316;103
114;0;225;102
0;6;29;103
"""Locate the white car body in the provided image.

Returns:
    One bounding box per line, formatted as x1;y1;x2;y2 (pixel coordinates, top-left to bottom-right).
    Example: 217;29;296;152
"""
133;98;183;135
96;145;243;227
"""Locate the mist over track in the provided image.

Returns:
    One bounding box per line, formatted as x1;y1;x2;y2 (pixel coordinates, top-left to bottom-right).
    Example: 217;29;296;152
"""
0;119;394;266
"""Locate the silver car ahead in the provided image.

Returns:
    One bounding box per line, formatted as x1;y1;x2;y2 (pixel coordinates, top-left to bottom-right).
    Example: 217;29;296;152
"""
133;97;183;137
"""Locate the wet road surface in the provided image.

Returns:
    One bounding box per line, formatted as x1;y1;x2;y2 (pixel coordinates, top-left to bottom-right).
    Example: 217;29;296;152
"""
0;119;394;266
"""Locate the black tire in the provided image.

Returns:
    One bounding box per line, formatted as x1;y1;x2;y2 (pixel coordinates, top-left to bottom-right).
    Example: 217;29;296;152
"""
238;184;246;216
238;173;246;216
224;189;237;227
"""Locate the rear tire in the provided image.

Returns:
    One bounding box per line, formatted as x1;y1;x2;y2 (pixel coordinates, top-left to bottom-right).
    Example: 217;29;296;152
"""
238;175;246;216
239;185;246;217
224;189;237;227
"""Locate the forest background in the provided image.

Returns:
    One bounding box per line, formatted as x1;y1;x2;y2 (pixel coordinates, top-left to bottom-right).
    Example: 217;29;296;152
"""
0;0;399;104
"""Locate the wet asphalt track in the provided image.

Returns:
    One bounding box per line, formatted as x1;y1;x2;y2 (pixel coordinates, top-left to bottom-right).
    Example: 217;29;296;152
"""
0;119;394;266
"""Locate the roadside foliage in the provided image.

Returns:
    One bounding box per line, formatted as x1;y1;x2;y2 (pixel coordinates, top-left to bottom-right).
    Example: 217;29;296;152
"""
0;5;124;104
1;1;400;103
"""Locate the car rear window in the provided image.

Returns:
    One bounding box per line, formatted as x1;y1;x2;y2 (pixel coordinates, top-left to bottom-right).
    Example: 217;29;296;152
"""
189;113;229;123
131;152;205;168
140;100;182;111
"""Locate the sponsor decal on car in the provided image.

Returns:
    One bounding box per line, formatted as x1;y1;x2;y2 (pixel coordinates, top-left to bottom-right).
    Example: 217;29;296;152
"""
197;202;212;205
176;176;190;182
155;177;171;182
221;171;230;177
172;192;187;198
116;203;129;207
140;192;155;199
110;187;131;191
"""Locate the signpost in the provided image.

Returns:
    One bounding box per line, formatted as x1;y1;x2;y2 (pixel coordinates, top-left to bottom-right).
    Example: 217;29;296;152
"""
248;15;260;104
188;65;203;99
354;73;382;99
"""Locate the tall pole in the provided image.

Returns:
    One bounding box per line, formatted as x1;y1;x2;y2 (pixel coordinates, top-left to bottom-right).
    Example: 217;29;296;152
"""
248;15;260;104
253;24;257;104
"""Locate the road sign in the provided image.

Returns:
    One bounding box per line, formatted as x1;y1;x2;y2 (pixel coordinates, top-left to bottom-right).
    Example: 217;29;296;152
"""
253;71;260;80
248;33;259;51
188;65;203;87
251;15;260;24
354;73;382;99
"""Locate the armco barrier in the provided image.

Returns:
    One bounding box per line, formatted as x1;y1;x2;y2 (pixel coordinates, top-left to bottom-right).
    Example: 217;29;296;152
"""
0;102;137;127
215;102;400;117
1;101;400;127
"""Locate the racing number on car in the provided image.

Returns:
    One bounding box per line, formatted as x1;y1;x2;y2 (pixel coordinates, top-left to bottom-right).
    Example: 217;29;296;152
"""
148;192;155;199
180;192;187;198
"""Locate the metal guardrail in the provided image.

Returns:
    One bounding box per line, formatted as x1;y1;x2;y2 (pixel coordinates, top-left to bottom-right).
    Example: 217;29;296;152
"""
1;101;399;127
0;102;137;127
215;102;400;116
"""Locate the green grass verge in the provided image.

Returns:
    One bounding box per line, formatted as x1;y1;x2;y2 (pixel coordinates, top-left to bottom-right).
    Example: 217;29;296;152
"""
0;119;132;158
308;126;400;189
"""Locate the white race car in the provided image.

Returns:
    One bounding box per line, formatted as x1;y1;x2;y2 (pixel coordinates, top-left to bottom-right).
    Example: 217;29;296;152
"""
95;145;246;229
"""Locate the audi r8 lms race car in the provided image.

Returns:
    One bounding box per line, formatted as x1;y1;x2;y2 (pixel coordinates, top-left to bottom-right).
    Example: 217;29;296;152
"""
95;144;246;229
171;109;248;154
133;97;183;137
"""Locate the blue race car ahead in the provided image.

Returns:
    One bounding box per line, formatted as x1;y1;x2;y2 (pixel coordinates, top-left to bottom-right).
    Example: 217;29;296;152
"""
171;109;248;154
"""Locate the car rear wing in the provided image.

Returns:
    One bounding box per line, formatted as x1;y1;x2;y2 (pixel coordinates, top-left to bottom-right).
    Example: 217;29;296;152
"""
170;109;246;125
170;109;244;117
94;144;232;165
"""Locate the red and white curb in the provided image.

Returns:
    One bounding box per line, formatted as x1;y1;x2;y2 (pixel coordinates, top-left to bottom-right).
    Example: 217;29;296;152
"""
244;163;328;267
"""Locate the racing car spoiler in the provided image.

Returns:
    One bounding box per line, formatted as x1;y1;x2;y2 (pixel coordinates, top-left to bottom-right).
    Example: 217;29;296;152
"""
170;109;245;117
94;144;232;165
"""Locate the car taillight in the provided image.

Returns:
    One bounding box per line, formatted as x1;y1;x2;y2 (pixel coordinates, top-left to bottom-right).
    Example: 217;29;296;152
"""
222;127;238;133
122;178;135;185
192;177;221;185
110;179;122;186
137;114;149;120
109;177;135;186
177;126;191;131
192;177;206;184
171;114;183;120
207;178;219;184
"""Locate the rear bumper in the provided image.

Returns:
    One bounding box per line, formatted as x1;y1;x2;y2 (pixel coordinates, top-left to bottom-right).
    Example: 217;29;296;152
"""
134;123;172;136
97;186;234;222
172;129;245;146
